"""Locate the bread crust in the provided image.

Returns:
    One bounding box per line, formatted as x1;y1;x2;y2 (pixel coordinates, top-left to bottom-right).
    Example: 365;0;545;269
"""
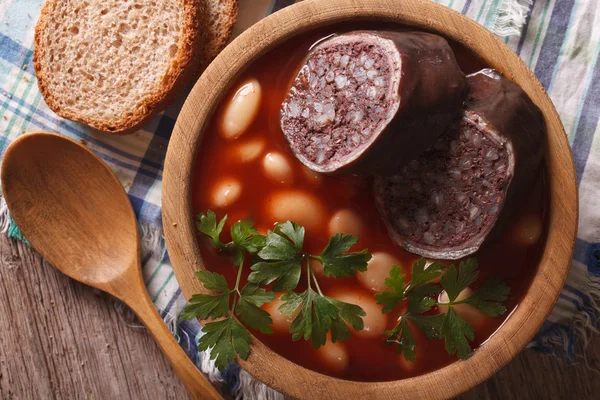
34;0;207;135
200;0;239;69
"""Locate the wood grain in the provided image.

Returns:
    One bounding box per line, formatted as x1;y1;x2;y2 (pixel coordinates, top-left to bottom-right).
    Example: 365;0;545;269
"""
162;0;578;399
1;234;599;399
1;132;221;400
0;234;188;399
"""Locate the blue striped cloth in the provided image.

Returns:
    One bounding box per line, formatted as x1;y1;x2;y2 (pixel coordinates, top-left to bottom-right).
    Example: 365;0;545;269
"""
1;0;599;397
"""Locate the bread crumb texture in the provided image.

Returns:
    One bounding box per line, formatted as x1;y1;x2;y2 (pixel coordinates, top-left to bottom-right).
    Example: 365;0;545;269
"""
34;0;203;134
202;0;238;65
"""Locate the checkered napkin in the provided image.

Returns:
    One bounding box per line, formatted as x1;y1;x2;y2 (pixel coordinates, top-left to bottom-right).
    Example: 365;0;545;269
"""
1;0;599;397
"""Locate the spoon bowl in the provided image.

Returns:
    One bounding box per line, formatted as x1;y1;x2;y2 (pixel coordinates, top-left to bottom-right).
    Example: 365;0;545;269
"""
1;131;221;400
2;132;136;289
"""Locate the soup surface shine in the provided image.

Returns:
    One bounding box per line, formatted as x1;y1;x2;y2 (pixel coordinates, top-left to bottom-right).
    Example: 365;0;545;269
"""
191;27;547;382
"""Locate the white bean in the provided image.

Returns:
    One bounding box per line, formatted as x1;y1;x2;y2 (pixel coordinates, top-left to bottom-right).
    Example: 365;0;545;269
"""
210;178;242;208
328;209;364;238
262;152;294;185
233;138;265;163
358;252;401;292
438;288;486;328
221;79;262;139
330;289;388;339
512;214;543;246
316;339;349;373
266;190;325;231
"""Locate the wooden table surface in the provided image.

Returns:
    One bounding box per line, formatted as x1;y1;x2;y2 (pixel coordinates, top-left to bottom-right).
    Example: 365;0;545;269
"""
0;234;597;399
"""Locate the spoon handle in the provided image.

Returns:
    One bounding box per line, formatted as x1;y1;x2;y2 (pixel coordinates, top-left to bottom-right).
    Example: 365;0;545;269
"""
126;289;223;400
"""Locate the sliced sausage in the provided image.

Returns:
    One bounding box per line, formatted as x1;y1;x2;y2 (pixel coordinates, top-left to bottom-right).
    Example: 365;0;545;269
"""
374;69;546;259
280;31;468;175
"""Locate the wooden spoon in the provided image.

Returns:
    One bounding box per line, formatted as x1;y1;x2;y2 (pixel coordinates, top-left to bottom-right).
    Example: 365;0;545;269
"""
1;132;222;400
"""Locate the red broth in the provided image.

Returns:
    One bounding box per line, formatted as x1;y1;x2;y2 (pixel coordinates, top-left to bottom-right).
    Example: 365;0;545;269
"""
191;27;547;382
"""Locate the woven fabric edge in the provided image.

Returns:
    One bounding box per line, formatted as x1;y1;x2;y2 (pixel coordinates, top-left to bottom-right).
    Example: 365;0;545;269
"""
491;0;534;37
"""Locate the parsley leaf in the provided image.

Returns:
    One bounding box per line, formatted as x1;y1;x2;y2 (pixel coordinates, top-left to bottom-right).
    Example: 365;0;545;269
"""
310;296;339;347
274;221;305;250
383;264;406;293
326;297;366;342
198;318;252;371
316;233;371;278
187;279;269;370
285;289;316;342
384;318;416;361
278;291;304;316
374;265;405;313
440;258;479;302
236;283;276;334
378;257;511;362
379;259;446;360
180;293;230;320
406;292;436;314
405;314;444;339
248;222;304;291
259;222;304;259
248;260;302;292
180;271;231;320
196;210;227;248
190;212;273;370
406;259;445;292
230;218;266;253
281;289;366;348
411;282;442;297
463;276;510;317
239;283;276;306
235;297;273;334
194;270;230;292
228;219;266;266
439;308;474;360
375;260;444;314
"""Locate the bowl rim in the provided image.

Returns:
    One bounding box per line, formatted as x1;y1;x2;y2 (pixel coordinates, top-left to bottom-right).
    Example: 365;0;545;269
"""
162;0;578;398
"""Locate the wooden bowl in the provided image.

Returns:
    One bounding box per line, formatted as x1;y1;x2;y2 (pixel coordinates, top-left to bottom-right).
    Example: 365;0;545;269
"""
162;0;578;398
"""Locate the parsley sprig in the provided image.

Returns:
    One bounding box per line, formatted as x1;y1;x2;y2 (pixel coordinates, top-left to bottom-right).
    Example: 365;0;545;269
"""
376;258;510;361
181;211;274;370
248;221;371;348
184;210;510;369
182;211;371;370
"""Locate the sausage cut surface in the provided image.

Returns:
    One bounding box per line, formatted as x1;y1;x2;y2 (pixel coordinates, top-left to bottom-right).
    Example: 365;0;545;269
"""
375;69;546;259
280;31;468;175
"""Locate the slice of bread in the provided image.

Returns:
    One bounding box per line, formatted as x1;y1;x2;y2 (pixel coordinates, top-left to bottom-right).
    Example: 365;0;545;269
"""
34;0;206;134
201;0;239;67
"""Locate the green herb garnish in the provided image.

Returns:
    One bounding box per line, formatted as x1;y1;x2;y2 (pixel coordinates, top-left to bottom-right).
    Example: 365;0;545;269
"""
181;212;274;370
182;212;370;370
247;221;305;291
314;233;371;278
249;222;370;348
185;210;511;370
377;258;510;362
